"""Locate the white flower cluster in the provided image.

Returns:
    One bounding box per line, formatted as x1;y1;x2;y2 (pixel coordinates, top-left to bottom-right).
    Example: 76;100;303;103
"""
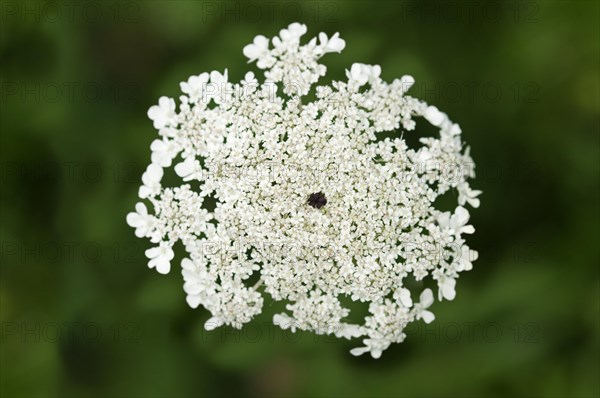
127;23;481;358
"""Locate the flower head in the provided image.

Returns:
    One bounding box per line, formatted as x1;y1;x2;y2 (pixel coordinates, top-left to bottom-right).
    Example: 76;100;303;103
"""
128;23;481;357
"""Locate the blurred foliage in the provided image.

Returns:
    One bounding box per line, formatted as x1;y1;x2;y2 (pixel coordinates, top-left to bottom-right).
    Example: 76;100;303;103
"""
1;1;599;397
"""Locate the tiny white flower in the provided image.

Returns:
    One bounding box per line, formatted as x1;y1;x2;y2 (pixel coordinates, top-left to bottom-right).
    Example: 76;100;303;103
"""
317;32;346;53
180;72;209;101
458;182;482;208
438;276;456;301
138;163;163;199
186;294;201;309
210;69;228;84
394;287;413;307
398;75;415;95
414;288;435;323
438;206;475;235
243;35;276;69
452;206;475;234
278;22;307;43
147;96;176;129
126;202;154;238
145;243;174;274
150;139;178;168
456;245;478;272
205;69;229;104
174;156;202;181
204;316;223;331
243;35;269;60
424;105;446;127
334;323;363;339
346;63;381;86
241;71;258;86
350;338;390;359
181;258;216;308
273;313;298;333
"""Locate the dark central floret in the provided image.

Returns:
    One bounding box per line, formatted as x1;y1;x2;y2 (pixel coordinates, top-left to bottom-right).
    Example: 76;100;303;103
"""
307;192;327;209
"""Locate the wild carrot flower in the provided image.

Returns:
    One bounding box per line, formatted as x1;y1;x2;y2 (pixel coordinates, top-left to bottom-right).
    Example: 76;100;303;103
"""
127;22;481;358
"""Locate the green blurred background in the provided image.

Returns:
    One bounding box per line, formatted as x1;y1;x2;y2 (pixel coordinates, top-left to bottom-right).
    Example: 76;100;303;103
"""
1;1;598;397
